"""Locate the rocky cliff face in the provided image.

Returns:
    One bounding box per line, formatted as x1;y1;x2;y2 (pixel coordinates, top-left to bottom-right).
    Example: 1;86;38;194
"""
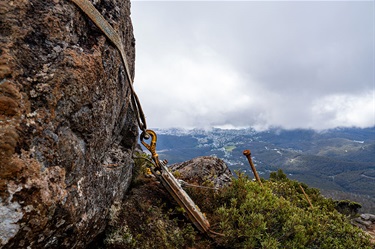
0;0;137;248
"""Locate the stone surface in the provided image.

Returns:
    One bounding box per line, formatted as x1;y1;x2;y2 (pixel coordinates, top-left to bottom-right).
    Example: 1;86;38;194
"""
352;213;375;243
0;0;137;248
169;156;232;188
361;213;375;222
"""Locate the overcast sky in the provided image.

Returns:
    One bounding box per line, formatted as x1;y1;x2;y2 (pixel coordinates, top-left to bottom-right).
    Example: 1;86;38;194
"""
130;0;374;131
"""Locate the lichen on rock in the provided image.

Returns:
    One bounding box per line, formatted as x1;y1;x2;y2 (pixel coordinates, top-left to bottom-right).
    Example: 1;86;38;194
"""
0;0;138;248
0;201;23;245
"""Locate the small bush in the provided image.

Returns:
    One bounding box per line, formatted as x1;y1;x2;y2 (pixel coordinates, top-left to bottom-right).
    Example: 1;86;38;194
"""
210;172;373;248
104;161;373;249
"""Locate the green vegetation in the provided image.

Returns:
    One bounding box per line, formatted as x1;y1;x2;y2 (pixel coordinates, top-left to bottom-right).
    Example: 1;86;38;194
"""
103;156;373;248
224;145;236;152
210;171;372;248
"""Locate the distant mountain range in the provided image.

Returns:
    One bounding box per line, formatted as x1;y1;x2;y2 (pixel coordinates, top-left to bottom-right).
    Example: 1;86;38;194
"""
145;127;375;213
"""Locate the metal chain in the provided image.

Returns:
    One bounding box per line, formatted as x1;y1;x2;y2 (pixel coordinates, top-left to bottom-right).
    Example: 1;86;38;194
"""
69;0;147;134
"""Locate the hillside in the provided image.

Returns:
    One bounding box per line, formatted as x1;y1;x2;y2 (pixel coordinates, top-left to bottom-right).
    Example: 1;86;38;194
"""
150;127;375;213
100;155;374;248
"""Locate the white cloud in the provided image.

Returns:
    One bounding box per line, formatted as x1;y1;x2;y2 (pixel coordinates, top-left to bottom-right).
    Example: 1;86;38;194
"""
134;46;253;128
131;1;374;130
311;91;375;130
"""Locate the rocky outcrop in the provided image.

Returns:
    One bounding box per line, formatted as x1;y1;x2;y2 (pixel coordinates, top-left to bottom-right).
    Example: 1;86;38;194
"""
101;155;232;248
352;214;375;243
0;0;137;248
169;156;232;188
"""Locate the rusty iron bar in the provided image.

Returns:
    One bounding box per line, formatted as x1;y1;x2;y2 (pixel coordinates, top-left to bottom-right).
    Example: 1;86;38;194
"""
299;184;313;208
243;149;263;187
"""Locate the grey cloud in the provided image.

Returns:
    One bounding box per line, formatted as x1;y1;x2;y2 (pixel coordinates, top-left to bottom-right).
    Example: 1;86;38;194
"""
131;1;374;130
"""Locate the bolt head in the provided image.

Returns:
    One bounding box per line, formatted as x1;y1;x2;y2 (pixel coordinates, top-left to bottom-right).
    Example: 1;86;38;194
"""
243;149;251;156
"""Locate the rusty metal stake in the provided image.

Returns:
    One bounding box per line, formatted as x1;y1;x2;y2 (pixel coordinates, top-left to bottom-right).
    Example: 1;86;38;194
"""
243;149;263;187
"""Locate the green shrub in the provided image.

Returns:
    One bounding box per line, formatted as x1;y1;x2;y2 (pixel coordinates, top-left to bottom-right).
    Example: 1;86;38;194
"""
210;172;373;248
104;161;373;249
